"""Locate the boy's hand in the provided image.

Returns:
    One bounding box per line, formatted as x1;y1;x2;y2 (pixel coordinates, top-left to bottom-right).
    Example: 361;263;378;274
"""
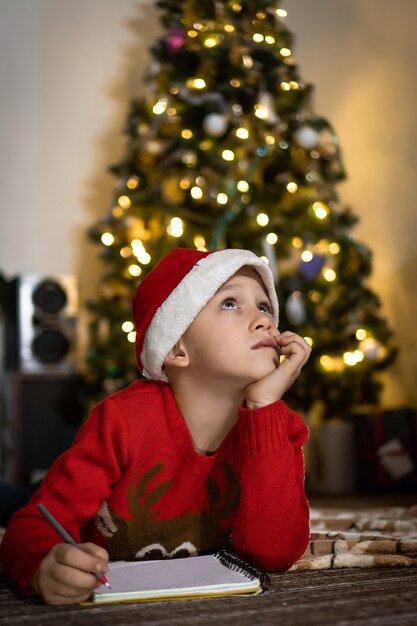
245;331;311;409
30;542;109;605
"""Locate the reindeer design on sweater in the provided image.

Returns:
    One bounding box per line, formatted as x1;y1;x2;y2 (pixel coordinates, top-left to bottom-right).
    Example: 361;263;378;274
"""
95;461;241;560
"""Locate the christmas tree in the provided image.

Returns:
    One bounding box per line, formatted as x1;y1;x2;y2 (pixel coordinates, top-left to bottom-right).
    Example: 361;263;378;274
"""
87;0;396;417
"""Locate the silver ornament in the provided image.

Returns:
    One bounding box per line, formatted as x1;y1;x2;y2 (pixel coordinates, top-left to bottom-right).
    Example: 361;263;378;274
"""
286;291;307;325
294;126;319;150
203;113;228;137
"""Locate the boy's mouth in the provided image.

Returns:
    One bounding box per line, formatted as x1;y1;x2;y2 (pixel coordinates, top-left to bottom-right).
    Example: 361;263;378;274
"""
252;338;277;351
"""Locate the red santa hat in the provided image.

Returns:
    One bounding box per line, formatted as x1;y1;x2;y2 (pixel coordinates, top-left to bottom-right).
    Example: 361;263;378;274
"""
132;247;279;381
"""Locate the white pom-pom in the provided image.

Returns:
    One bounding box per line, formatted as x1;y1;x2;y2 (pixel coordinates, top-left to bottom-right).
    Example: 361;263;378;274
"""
203;113;228;137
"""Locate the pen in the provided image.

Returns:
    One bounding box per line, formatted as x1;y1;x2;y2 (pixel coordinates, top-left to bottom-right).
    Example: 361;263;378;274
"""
37;503;111;589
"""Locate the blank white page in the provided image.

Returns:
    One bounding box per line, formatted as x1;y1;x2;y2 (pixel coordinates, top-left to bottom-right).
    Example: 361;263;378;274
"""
96;554;258;598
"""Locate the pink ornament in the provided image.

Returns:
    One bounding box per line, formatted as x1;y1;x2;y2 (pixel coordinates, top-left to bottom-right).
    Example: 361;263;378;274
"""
166;28;186;52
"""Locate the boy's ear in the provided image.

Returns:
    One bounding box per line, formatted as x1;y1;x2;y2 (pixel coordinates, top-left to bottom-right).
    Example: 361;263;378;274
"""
163;340;190;369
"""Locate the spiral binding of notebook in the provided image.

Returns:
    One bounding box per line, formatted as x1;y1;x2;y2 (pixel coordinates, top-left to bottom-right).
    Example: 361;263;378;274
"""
214;550;271;592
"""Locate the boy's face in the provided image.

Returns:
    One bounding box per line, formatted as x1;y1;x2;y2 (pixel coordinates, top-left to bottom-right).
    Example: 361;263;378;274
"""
179;266;280;387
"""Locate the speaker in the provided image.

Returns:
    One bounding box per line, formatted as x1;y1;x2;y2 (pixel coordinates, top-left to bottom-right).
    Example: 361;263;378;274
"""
4;274;78;373
1;372;83;484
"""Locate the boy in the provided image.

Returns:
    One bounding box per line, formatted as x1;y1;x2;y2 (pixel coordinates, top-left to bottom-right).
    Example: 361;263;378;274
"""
0;247;311;605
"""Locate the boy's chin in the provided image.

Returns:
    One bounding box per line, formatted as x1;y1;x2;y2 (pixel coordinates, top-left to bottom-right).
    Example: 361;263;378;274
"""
247;360;279;382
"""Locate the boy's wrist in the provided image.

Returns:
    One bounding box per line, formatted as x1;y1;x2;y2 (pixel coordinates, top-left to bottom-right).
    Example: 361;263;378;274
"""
245;398;281;410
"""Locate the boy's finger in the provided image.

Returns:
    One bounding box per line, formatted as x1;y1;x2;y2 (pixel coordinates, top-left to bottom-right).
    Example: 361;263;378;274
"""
47;562;98;596
80;542;109;563
54;543;107;574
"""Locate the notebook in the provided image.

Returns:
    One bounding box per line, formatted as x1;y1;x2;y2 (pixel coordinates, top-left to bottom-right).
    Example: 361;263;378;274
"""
83;550;270;605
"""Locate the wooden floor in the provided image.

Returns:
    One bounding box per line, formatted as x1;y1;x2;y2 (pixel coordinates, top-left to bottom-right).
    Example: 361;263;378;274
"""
1;566;417;626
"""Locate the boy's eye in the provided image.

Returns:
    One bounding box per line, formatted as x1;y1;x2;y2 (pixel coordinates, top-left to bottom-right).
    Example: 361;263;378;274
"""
258;302;273;314
221;298;238;310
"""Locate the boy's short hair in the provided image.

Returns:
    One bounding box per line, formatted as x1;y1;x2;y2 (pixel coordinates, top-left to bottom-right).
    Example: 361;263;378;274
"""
132;247;279;381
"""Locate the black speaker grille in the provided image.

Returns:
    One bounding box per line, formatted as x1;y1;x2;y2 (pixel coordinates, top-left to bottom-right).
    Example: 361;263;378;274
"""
31;329;70;363
32;280;67;314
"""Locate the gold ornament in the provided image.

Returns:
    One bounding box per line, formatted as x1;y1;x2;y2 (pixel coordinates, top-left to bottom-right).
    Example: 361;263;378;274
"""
162;177;186;204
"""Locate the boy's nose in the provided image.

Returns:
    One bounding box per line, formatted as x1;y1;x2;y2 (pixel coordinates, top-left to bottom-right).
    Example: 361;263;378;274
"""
250;310;274;331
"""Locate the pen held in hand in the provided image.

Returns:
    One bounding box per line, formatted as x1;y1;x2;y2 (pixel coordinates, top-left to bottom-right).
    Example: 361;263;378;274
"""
37;503;111;589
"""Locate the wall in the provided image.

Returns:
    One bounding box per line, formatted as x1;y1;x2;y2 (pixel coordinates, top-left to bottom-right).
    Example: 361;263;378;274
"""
0;0;416;408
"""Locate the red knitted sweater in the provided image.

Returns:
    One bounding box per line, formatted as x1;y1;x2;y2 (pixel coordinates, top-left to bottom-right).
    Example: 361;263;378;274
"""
0;380;309;595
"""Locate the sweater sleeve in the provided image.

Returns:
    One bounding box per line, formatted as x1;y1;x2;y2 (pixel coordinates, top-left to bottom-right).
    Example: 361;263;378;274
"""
0;397;128;596
230;399;309;572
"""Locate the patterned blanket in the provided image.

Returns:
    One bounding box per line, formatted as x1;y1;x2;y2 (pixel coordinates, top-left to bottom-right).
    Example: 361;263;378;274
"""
1;506;416;572
291;505;417;570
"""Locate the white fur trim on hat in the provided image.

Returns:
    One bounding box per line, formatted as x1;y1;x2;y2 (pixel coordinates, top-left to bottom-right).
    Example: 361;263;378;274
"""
141;249;279;381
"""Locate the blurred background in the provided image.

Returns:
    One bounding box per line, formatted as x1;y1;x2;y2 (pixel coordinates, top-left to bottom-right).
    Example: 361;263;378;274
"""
0;0;416;497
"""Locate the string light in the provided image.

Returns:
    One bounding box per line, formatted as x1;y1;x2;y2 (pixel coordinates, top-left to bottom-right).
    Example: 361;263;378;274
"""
180;178;191;189
280;82;290;91
313;202;329;220
237;180;249;192
152;99;168;115
190;186;203;199
323;268;337;282
112;207;124;218
224;24;235;32
329;242;340;254
260;255;269;264
204;37;218;48
343;350;364;366
253;33;264;43
127;331;136;343
132;241;151;264
181;129;193;139
236;127;249;139
254;104;268;119
289;81;300;90
355;350;365;362
222;149;235;161
280;47;292;57
120;247;131;258
304;337;313;347
356;328;367;340
266;232;278;245
186;78;206;89
188;30;198;38
265;35;276;44
217;192;228;205
301;250;313;262
126;177;139;190
265;134;276;145
343;352;356;366
101;232;114;246
276;8;288;17
167;217;184;237
128;264;142;277
256;212;269;226
194;234;206;248
292;237;303;248
122;321;134;333
118;195;131;209
286;182;298;193
320;355;333;371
